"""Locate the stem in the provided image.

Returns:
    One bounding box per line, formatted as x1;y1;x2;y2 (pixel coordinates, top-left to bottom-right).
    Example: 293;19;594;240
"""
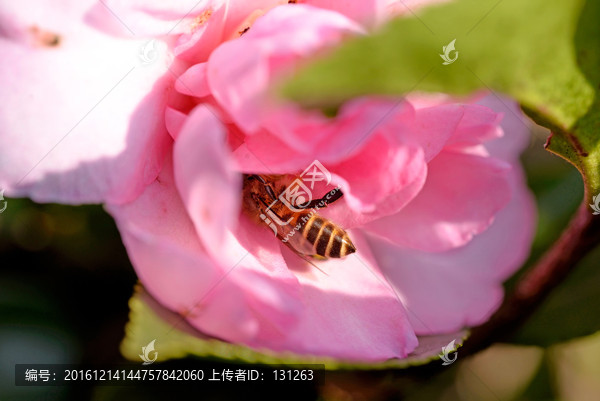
461;200;600;356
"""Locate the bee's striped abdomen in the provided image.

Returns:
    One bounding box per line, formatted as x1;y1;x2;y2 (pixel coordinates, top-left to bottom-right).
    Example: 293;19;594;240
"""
302;214;356;258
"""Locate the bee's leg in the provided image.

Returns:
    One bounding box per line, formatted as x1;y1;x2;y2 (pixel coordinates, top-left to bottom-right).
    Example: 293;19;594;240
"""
248;174;278;201
296;188;344;210
255;195;292;226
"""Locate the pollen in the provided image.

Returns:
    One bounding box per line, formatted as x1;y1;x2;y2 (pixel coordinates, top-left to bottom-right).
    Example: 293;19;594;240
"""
230;9;266;39
28;26;61;48
190;9;213;33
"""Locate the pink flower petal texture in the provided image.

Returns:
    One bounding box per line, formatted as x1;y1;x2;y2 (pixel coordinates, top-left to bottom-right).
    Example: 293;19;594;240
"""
108;154;417;359
173;105;242;259
364;150;512;252
2;0;536;361
0;0;183;204
107;156;304;345
368;96;536;334
276;230;418;359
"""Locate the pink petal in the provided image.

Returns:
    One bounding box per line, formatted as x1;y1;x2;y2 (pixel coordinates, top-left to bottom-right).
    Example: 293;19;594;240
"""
107;156;303;345
365;150;512;252
405;91;487;110
206;4;364;134
173;105;242;259
232;98;410;174
232;100;471;231
218;0;287;40
328;137;425;214
477;95;533;161
164;107;188;140
320;171;427;229
231;98;415;174
105;157;251;341
367;97;536;334
444;104;503;148
207;39;271;133
175;62;211;98
411;104;465;161
317;102;467;228
173;3;230;64
85;0;223;37
314;98;417;164
367;166;536;334
0;1;178;204
276;230;418;360
234;131;311;173
174;0;288;63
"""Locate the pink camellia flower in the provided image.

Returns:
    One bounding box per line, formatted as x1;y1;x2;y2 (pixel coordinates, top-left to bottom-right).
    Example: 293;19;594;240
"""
0;1;535;360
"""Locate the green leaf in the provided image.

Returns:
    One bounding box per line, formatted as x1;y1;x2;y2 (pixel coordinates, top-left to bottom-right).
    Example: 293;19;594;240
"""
518;351;557;401
547;330;600;400
283;0;600;197
510;245;600;347
453;344;546;401
121;285;467;369
556;0;600;196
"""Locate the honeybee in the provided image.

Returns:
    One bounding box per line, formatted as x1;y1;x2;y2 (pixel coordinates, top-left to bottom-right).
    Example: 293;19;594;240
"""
242;174;356;259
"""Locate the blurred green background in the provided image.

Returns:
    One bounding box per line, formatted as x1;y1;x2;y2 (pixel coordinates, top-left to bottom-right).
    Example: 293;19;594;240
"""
1;124;599;401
